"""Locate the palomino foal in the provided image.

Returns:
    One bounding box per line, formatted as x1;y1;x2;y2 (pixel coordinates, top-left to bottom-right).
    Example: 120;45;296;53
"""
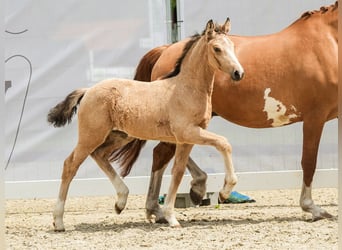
48;18;244;230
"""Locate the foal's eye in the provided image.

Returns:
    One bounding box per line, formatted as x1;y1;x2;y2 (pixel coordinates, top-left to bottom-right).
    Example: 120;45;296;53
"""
213;47;221;53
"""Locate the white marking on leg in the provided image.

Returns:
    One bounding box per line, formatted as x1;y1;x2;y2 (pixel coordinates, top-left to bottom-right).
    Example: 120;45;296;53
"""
300;184;314;211
263;88;299;127
300;183;332;220
53;198;65;231
110;174;129;212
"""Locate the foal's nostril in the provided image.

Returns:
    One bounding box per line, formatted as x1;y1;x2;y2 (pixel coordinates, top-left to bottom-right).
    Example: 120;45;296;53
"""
233;70;244;81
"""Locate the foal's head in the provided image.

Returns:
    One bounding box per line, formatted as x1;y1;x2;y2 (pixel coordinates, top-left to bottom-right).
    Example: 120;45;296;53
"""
205;18;244;81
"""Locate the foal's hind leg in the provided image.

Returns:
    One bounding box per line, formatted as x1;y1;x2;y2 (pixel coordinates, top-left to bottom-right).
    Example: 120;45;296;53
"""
91;132;135;214
53;147;90;231
53;141;106;231
53;117;112;231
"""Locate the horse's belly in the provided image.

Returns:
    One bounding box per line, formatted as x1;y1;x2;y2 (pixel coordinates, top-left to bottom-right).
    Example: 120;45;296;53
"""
121;125;175;142
212;85;303;128
112;113;176;142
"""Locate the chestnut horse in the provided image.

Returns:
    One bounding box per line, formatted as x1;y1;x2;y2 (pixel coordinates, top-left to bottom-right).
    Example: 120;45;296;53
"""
48;19;244;230
111;2;338;222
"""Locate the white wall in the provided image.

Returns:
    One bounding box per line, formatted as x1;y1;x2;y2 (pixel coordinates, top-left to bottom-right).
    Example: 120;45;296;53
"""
5;0;168;182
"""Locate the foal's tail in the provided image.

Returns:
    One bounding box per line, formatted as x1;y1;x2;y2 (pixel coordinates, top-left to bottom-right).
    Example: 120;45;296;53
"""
47;88;88;127
109;45;169;177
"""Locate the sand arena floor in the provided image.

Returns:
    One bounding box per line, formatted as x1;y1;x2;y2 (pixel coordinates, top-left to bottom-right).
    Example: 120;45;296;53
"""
5;188;337;250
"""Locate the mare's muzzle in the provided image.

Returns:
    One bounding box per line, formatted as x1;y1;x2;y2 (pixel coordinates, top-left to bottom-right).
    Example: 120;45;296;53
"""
232;70;244;81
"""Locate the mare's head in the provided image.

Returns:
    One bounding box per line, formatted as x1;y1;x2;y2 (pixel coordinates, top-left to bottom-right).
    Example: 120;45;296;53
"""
205;18;244;81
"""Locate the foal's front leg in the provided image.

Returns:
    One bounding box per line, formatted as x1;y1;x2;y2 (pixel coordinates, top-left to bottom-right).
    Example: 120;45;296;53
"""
181;127;237;202
162;144;194;227
146;143;207;222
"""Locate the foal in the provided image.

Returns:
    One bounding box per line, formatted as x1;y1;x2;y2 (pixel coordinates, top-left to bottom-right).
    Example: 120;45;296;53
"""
48;18;244;230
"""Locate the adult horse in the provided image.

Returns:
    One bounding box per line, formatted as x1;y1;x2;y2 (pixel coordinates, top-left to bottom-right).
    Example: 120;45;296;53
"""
113;1;338;222
48;19;244;230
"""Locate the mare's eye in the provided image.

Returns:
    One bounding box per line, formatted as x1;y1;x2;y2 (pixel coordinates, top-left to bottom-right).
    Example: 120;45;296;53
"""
213;47;221;53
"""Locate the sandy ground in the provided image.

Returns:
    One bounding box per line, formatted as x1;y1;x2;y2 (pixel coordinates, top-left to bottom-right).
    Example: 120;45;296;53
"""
5;188;337;250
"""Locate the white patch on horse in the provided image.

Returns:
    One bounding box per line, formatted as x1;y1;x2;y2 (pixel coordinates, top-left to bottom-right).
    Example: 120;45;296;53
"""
263;88;298;127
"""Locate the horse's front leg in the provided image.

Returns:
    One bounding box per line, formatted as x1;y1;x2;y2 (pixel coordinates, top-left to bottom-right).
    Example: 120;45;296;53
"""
300;119;333;221
215;138;237;202
162;144;194;227
145;142;176;223
180;127;237;202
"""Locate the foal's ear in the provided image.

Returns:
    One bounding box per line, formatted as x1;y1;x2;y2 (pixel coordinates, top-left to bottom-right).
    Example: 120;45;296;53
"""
222;17;231;34
205;19;215;39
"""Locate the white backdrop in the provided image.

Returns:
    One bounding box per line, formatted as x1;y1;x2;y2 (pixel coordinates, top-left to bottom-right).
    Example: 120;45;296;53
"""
5;0;168;181
4;1;337;197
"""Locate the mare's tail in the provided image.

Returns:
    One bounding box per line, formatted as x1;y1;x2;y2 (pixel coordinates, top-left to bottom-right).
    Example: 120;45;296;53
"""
134;44;170;81
110;45;169;177
47;88;88;127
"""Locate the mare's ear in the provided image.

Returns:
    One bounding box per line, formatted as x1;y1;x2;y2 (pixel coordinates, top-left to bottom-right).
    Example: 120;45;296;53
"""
205;19;215;40
222;17;231;34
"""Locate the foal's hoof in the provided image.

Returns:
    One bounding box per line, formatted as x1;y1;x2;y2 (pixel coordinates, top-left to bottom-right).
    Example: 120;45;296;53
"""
115;204;124;214
170;223;182;228
218;192;229;204
53;222;65;232
189;188;203;205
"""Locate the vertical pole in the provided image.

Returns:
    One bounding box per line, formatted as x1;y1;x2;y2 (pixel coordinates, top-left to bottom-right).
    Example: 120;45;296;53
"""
170;0;178;43
166;0;183;43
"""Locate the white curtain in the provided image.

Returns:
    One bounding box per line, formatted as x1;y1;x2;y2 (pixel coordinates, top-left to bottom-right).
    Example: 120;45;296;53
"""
4;0;337;182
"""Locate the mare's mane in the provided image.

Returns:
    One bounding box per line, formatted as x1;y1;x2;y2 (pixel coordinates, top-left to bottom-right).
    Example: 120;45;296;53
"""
300;1;338;19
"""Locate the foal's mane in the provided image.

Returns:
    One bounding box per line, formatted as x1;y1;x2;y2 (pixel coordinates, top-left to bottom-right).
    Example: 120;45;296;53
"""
162;34;201;79
162;22;228;80
300;1;338;19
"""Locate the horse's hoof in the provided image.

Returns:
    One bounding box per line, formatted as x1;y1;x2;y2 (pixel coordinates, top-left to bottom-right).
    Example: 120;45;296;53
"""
312;211;333;222
155;217;168;224
170;223;182;228
115;204;124;214
146;211;168;224
218;192;228;203
53;222;65;232
189;188;203;205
